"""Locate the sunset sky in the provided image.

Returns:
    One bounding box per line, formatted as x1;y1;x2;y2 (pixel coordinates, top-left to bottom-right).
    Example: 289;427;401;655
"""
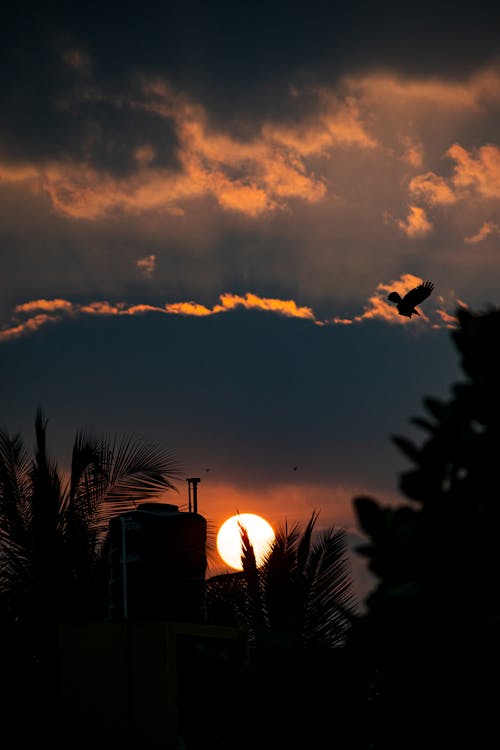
2;1;500;591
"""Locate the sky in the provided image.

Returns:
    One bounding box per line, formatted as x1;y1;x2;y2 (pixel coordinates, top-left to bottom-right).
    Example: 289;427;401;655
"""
2;1;500;597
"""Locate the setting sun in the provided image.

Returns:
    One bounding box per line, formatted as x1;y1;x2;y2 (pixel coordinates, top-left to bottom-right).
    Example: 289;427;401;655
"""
216;513;275;570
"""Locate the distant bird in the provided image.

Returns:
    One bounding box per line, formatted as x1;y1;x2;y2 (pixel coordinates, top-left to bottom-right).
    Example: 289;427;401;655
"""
293;466;298;471
387;280;434;318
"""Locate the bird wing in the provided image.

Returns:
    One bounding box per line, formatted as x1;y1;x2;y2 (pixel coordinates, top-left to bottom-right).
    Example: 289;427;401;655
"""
402;281;434;306
387;291;402;303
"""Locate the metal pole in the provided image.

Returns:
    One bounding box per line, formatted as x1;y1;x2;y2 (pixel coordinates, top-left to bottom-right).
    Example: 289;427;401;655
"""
193;478;199;513
187;477;200;513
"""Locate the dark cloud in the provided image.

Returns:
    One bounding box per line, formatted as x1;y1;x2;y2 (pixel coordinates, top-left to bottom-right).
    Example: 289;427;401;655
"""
2;1;500;159
0;308;460;496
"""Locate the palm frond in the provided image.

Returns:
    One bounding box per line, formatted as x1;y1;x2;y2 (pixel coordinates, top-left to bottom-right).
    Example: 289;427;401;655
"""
304;527;356;647
0;527;29;594
204;516;219;570
262;521;301;632
30;410;63;543
296;509;320;577
0;429;32;542
65;430;101;516
239;521;266;630
92;433;184;530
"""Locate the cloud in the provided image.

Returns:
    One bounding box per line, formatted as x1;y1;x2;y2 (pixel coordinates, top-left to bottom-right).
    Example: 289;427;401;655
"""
350;69;500;112
433;308;459;328
14;299;73;313
448;143;500;199
0;279;459;343
136;254;156;277
335;274;462;328
350;274;429;324
398;135;424;167
464;221;500;244
409;143;500;207
2;66;500;315
408;172;457;205
0;313;61;341
0;163;40;183
1;67;499;237
396;205;433;237
61;48;92;77
0;77;383;220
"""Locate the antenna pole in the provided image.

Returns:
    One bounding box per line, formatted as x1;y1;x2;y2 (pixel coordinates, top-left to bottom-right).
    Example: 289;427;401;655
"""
187;477;200;513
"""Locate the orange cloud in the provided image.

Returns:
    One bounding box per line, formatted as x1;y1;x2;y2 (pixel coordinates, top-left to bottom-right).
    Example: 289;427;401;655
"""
0;314;59;341
218;293;316;319
133;145;156;167
0;292;320;341
398;135;424;167
0;283;459;342
409;143;500;212
0;163;39;183
333;274;449;327
2;68;499;226
433;308;459;329
397;205;433;237
358;274;425;323
447;143;500;199
164;301;213;316
408;172;457;205
14;299;74;313
136;254;156;277
79;301;124;315
264;93;379;155
464;221;500;244
349;69;500;111
166;293;317;321
0;74;386;220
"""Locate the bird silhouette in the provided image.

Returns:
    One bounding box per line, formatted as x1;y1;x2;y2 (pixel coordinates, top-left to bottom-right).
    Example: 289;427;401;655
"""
387;280;434;318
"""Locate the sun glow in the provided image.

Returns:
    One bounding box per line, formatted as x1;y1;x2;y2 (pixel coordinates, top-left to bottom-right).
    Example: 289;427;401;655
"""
216;513;275;570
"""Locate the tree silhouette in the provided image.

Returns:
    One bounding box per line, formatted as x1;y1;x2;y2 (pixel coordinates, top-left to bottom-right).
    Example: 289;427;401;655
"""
0;409;182;745
207;509;355;648
205;511;360;747
352;307;500;749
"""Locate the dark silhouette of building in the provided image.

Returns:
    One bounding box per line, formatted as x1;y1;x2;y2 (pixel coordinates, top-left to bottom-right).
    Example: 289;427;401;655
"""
59;497;247;749
108;502;207;624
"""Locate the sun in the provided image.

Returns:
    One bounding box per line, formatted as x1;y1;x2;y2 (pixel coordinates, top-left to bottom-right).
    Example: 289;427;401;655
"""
216;513;275;570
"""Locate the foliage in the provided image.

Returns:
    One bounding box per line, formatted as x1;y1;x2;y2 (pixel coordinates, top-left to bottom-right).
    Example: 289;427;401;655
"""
351;307;500;748
205;510;360;747
206;509;356;651
0;409;182;743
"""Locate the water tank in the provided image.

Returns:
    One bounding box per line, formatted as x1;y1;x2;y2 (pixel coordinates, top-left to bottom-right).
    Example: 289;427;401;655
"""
108;503;207;623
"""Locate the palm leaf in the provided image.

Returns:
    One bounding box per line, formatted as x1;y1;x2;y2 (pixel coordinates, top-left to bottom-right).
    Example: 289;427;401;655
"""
296;509;320;577
304;527;356;647
239;521;266;631
0;429;32;544
262;521;301;633
91;433;183;531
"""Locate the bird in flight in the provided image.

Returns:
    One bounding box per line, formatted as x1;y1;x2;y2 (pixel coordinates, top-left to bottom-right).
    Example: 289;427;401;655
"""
387;280;434;318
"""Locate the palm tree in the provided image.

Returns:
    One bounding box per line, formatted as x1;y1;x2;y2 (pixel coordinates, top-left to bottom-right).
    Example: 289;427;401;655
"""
0;409;182;743
207;509;356;652
204;511;359;748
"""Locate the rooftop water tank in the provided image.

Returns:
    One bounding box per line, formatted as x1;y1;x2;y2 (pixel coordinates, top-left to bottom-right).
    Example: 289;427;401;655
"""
108;503;207;623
